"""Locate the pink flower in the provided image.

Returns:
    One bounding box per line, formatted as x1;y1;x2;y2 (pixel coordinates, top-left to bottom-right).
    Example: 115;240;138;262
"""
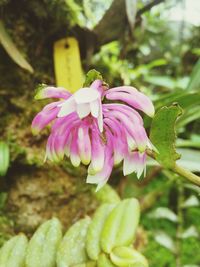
32;80;155;190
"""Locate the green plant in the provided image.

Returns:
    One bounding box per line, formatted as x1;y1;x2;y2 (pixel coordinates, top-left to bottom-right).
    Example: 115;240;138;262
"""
0;198;148;267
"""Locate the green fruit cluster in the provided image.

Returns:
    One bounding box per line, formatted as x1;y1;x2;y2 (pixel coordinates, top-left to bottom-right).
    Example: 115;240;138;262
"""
0;198;148;267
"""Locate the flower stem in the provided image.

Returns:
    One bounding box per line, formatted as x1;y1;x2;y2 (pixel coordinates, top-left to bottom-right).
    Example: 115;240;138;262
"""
173;164;200;186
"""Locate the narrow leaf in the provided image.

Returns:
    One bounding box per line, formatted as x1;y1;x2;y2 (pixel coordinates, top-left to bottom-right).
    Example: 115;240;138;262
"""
125;0;137;30
187;58;200;91
0;20;33;73
0;141;10;176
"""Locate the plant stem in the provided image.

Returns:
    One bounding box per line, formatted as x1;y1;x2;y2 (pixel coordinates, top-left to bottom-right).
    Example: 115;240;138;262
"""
146;150;200;186
173;164;200;186
176;180;184;267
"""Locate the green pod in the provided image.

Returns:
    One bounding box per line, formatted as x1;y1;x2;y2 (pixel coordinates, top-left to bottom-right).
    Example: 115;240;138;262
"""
0;141;9;176
97;254;116;267
25;217;62;267
101;198;140;253
86;204;116;260
95;184;120;204
110;246;148;267
0;233;28;267
57;217;91;267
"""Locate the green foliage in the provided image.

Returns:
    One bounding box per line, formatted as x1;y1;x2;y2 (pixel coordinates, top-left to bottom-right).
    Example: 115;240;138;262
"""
0;198;147;267
26;218;62;267
150;105;182;168
57;217;91;266
110;247;148;267
0;20;33;73
187;58;200;91
94;184;121;204
101;199;140;254
86;204;115;260
0;141;10;176
83;69;103;87
0;234;28;267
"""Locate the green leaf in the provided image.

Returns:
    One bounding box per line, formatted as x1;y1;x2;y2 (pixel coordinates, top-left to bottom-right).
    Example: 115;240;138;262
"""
26;218;62;267
0;141;10;176
110;246;148;267
0;20;33;73
176;106;200;128
176;148;200;172
100;198;140;253
57;217;91;267
187;58;200;91
155;91;200;110
94;184;121;204
83;69;103;87
86;204;116;260
150;105;182;168
0;234;28;267
97;254;116;267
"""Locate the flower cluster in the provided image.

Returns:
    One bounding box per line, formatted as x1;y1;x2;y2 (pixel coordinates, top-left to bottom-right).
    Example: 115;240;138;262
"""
32;80;155;190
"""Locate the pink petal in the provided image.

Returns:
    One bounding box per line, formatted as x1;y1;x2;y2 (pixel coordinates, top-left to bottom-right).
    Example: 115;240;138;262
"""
103;103;143;125
123;151;146;177
35;86;71;100
70;129;81;167
31;102;60;134
106;86;155;117
104;110;148;152
90;80;104;96
123;151;137;176
90;125;105;172
77;125;91;165
86;128;114;191
104;118;126;165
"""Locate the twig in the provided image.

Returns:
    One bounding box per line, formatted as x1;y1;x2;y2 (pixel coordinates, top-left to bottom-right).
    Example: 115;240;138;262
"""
176;180;184;267
147;150;200;186
137;0;165;17
173;164;200;187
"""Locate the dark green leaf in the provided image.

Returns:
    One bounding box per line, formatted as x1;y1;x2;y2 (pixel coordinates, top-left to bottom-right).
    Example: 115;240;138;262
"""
150;105;182;168
0;20;34;73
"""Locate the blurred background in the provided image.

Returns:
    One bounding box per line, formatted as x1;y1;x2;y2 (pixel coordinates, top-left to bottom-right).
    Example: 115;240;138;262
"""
0;0;200;266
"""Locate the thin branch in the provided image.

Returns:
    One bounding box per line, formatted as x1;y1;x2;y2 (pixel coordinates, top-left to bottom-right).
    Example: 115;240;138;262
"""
147;150;200;186
173;164;200;186
137;0;165;17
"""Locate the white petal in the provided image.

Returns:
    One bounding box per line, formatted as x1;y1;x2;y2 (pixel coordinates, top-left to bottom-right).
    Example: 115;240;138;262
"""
123;154;136;176
90;100;99;118
74;87;100;104
77;103;91;119
86;173;102;184
57;97;76;117
97;99;103;132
